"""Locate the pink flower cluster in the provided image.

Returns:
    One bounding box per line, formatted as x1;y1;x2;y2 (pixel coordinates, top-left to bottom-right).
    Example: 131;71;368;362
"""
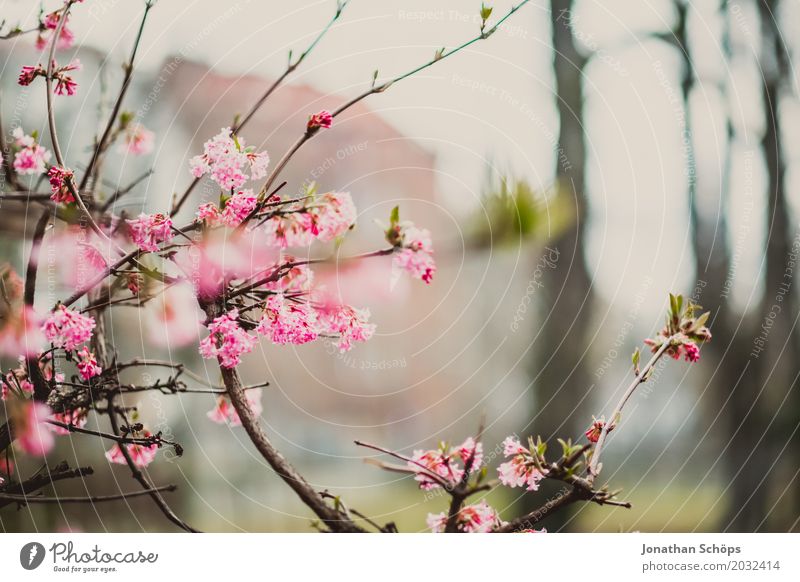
120;123;154;156
0;305;45;358
105;433;158;468
189;127;269;190
207;388;263;426
21;59;83;95
261;191;357;248
584;416;615;443
307;110;333;131
12;128;51;175
76;346;102;381
497;436;546;491
42;304;96;351
13;401;55;457
48;166;75;203
427;500;503;533
408;437;483;490
315;302;376;352
256;296;318;345
126;213;173;252
199;308;257;368
390;222;436;284
196;189;258;228
36;10;75;51
49;408;88;435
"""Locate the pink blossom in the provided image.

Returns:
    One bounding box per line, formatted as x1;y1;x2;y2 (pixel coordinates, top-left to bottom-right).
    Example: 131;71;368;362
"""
390;222;436;284
52;59;81;96
256;296;318;345
42;304;96;351
75;346;101;381
189;127;269;190
120;123;154;156
48;408;88;435
0;305;45;358
18;64;44;86
196;202;222;225
312;191;357;241
105;433;157;467
307;110;333;131
48;166;75;203
2;366;34;401
315;301;375;352
261;259;314;293
199;308;257;368
262;211;316;248
36;11;75;51
13;401;55;457
126;213;173;252
427;501;503;533
12;127;51;175
497;436;546;491
220;189;258;227
683;342;700;362
584;416;615;444
408;437;483;490
144;283;202;348
207;388;263;426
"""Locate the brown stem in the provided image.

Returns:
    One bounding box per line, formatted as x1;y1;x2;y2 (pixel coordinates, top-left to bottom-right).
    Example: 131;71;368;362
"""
170;0;350;216
588;336;676;479
204;303;362;532
0;484;176;505
256;0;532;198
79;1;154;192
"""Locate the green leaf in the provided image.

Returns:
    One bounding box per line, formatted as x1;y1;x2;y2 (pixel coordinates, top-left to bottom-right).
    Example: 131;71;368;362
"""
389;205;400;228
480;3;493;21
632;347;640;367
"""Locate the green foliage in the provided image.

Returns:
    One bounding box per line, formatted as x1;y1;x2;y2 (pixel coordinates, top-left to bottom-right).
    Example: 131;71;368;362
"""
468;175;573;249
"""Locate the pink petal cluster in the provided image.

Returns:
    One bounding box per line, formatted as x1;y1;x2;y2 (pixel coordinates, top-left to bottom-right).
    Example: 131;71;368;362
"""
48;408;88;436
497;436;546;491
196;189;258;228
307;110;333;131
199;308;257;368
408;437;483;490
391;222;436;284
2;367;34;401
189;127;269;190
262;211;316;248
313;191;357;241
126;213;173;252
48;166;75;203
36;10;75;51
42;304;95;351
14;401;55;457
18;64;45;86
120;123;154;156
76;346;102;381
206;388;263;426
12;128;51;175
0;305;45;358
584;416;615;443
427;501;503;533
53;59;81;96
105;433;157;467
315;302;375;352
261;192;356;248
256;296;318;345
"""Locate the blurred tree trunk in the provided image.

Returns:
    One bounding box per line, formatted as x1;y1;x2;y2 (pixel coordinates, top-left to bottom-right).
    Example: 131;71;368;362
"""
525;0;592;531
745;0;800;531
